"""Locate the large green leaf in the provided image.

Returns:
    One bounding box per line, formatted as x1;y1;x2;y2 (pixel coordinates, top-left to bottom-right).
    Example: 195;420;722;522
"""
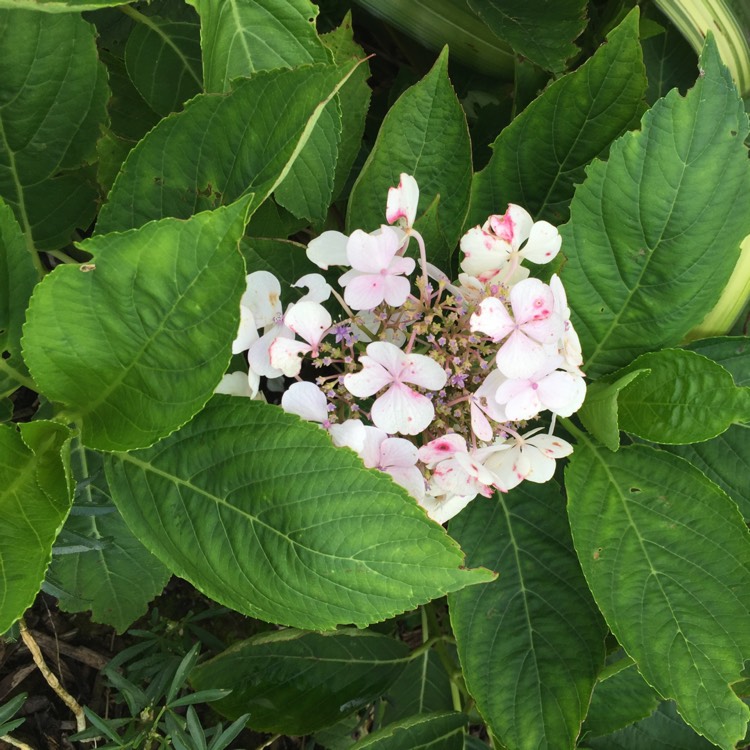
566;442;750;750
612;349;750;444
468;10;646;229
106;397;494;629
582;660;660;739
321;13;371;202
583;701;718;750
191;629;409;732
0;9;108;250
350;712;468;750
23;201;250;452
347;48;472;271
46;444;170;633
448;482;606;750
185;0;341;222
0;198;37;398
124;14;202;117
685;335;750;386
0;421;72;632
187;0;329;94
641;15;698;105
465;0;586;73
97;62;359;233
562;36;750;377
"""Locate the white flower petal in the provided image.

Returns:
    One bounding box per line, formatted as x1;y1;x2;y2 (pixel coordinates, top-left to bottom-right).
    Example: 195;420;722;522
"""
347;227;400;274
537;371;586;416
215;371;253;398
470;297;514;342
419;492;476;524
380;436;419;469
329;419;366;454
371;382;435;435
242;271;282;328
293;273;332;303
418;434;467;467
521;221;562;264
281;381;328;423
268;337;311;377
232;305;259;354
403;352;447;390
386;173;419;227
247;325;293;378
343;357;392;398
307;231;350;269
284;300;332;350
495;329;551;380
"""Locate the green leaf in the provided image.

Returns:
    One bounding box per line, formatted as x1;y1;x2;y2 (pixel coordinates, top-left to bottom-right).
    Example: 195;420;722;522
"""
562;36;750;377
464;0;587;73
321;12;372;201
641;17;698;105
448;482;606;750
566;442;750;750
0;0;131;10
347;48;472;271
667;425;750;519
350;712;468;750
0;421;72;632
188;0;330;94
468;9;646;228
685;336;750;386
582;661;660;738
191;629;410;733
381;650;454;725
0;198;37;397
578;369;649;452
106;397;494;629
124;15;202;117
0;9;108;250
97;62;360;233
611;349;750;443
46;444;170;633
23;200;251;451
274;97;342;222
583;701;718;750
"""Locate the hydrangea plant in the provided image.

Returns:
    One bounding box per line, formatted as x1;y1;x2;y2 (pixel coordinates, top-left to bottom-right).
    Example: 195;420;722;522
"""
1;2;750;749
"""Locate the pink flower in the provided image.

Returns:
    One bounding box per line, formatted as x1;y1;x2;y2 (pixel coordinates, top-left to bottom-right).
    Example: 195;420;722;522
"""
386;173;419;228
339;227;415;310
494;357;586;421
484;429;573;490
359;426;425;500
269;300;332;377
470;277;562;379
343;341;446;435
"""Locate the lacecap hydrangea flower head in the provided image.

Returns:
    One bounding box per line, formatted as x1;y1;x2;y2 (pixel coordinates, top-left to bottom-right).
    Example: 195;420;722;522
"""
219;174;586;524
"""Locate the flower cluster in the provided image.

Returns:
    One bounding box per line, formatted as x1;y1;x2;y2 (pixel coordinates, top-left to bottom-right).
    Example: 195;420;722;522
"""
218;175;586;523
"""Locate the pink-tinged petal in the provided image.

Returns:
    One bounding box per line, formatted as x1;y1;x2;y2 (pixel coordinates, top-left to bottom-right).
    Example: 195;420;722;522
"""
386;173;420;227
522;315;564;345
509;278;554;324
420;492;476;524
329;419;366;454
233;305;259;354
281;381;328;423
242;271;282;328
371;382;435;435
380;437;419;469
459;226;510;279
403;352;448;390
388;255;416;276
343;357;393;398
248;369;260;398
306;230;349;269
284;300;332;350
537;371;586;416
364;341;407;376
343;273;385;311
495;329;550;379
526;433;573;459
293;273;332;303
381;274;412;307
496;379;543;422
347;227;401;273
418;434;467;467
359;425;388;468
521;221;562;264
215;371;253;398
470;297;515;341
454;450;495;486
473;369;509;423
268;337;311;377
490;204;533;248
484;446;525;490
248;325;293;378
338;268;359;286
